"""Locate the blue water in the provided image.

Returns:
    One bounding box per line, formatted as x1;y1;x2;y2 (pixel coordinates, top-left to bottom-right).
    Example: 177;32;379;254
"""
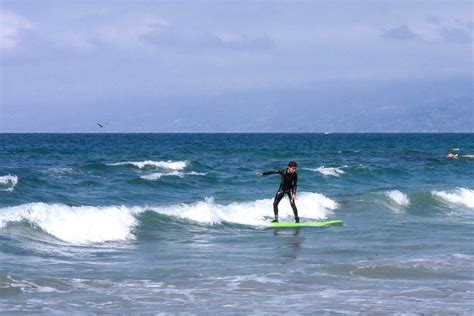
1;133;473;314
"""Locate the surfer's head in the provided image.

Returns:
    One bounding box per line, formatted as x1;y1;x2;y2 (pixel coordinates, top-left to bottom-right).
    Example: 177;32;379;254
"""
288;160;297;173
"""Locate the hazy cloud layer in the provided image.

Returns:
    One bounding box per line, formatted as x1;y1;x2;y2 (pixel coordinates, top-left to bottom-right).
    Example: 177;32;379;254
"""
440;27;471;43
382;25;418;40
0;1;472;132
142;24;274;51
0;10;32;50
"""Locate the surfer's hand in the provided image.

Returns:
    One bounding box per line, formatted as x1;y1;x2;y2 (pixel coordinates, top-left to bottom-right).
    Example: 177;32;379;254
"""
256;173;263;177
292;194;297;201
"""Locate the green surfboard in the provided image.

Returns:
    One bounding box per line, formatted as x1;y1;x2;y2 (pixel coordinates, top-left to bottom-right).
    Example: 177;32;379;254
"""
268;220;343;227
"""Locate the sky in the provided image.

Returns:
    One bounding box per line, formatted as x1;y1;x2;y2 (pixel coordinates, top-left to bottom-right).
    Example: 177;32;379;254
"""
0;0;472;132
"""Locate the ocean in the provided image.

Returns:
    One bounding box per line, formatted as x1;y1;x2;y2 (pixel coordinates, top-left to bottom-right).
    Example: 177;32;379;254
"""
1;133;473;314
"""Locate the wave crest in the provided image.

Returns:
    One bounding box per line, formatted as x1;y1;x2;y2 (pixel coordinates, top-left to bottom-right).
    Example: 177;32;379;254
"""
140;171;207;181
0;192;338;243
148;192;338;225
0;203;139;244
432;188;474;209
385;190;410;207
0;175;18;191
108;160;189;170
308;166;346;177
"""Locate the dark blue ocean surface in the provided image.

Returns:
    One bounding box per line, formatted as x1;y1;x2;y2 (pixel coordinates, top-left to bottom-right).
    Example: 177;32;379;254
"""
1;133;473;314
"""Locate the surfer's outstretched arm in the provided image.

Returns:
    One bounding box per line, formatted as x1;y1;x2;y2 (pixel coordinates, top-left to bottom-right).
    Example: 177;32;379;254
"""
256;170;282;177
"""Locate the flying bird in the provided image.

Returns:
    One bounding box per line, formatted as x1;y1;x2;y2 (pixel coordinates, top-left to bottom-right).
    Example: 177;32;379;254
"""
96;122;108;128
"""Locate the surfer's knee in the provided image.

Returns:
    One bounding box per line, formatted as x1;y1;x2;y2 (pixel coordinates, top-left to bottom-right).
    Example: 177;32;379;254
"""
273;199;280;207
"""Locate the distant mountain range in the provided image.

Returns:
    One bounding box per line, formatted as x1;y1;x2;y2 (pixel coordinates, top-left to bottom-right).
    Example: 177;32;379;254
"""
144;78;473;133
310;96;473;133
1;78;472;133
153;95;473;133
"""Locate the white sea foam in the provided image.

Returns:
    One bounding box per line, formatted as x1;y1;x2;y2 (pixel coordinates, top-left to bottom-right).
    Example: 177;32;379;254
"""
141;171;184;180
0;203;140;244
432;188;474;209
140;171;207;180
148;192;339;225
187;171;207;176
308;166;346;177
461;154;474;158
385;190;410;207
0;192;338;244
108;160;189;170
452;253;474;260
0;175;18;191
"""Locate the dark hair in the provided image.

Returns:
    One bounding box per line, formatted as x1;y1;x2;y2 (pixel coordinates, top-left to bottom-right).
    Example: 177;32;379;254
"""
288;161;297;167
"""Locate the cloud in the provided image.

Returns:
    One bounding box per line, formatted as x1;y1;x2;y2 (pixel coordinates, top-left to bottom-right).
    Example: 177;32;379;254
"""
218;34;274;50
92;17;168;49
381;21;472;44
381;25;418;40
0;10;33;50
141;24;273;51
440;27;471;44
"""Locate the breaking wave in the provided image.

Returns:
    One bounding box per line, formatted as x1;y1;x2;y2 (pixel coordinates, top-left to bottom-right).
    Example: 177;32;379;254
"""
0;203;140;244
147;192;338;226
431;188;474;209
140;171;207;180
108;160;189;170
0;175;18;192
307;166;347;177
0;192;338;244
385;190;410;207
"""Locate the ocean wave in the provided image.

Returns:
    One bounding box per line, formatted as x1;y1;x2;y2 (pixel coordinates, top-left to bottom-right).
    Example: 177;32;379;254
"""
0;192;338;244
108;160;189;170
385;190;410;207
140;171;207;180
0;203;140;244
362;190;411;213
0;175;18;192
307;166;347;177
147;192;338;225
431;188;474;209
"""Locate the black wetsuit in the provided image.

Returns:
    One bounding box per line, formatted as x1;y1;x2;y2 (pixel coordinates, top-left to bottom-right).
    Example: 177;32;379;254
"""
261;169;298;221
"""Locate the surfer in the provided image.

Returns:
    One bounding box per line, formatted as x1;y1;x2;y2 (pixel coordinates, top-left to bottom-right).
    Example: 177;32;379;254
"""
257;161;299;223
447;152;459;159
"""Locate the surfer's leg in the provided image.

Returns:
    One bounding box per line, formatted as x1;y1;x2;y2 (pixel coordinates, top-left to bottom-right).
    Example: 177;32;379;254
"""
287;191;299;223
273;191;285;220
